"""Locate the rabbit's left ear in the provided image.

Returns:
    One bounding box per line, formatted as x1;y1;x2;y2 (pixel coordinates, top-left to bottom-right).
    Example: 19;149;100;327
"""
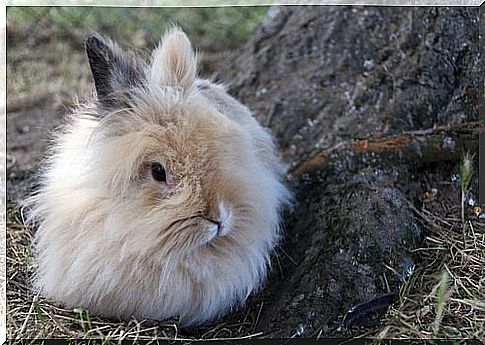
149;28;197;94
85;34;144;107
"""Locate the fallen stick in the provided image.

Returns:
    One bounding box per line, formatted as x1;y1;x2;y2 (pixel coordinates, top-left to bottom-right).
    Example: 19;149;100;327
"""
289;121;482;176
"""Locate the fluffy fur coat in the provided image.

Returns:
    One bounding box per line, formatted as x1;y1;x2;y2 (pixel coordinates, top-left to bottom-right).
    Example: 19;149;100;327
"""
26;28;290;326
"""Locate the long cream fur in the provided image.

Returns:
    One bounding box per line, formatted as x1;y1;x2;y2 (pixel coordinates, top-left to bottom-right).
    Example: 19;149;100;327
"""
25;28;291;326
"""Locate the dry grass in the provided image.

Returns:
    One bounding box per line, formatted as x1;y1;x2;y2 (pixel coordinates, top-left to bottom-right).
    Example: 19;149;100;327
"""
375;155;485;340
374;204;484;340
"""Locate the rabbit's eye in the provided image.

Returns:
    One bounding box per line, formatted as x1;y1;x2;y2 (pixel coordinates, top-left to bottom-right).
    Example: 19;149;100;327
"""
151;163;166;182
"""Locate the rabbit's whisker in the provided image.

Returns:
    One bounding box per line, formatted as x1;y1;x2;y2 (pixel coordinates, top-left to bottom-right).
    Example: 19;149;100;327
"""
162;213;204;233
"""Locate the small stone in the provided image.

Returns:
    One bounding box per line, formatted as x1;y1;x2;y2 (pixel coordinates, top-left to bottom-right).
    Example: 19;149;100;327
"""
468;197;475;207
442;136;456;150
363;59;375;71
295;324;305;336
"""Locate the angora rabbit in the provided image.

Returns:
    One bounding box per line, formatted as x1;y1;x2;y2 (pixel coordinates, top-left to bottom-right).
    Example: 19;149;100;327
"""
26;28;291;326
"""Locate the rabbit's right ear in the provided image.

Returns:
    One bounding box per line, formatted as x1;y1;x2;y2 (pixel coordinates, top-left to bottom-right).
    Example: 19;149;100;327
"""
85;34;143;107
149;28;197;95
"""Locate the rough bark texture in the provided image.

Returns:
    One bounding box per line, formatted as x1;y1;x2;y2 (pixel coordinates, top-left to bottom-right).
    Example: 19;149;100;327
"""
216;6;480;337
220;6;479;166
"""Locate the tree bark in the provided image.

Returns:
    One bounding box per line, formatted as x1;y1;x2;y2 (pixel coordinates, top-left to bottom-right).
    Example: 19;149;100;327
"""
219;6;479;167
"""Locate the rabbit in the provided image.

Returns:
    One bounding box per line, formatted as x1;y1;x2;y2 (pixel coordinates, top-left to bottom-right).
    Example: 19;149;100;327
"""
25;27;291;326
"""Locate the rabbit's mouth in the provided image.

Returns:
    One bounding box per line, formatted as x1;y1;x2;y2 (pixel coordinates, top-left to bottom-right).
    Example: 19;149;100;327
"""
161;203;233;245
197;202;233;241
163;214;226;245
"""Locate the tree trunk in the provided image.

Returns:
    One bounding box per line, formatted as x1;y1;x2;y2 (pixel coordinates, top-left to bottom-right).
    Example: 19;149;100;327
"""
220;6;479;167
216;6;480;337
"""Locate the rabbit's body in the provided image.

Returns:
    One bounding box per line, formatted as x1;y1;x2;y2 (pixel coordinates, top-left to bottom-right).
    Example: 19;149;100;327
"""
27;29;290;326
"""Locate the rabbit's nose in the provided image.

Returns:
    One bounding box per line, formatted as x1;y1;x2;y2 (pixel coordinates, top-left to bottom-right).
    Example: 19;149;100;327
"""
205;218;222;235
203;218;223;241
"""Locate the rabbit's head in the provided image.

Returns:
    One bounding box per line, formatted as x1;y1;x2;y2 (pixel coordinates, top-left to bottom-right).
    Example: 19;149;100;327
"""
73;28;287;260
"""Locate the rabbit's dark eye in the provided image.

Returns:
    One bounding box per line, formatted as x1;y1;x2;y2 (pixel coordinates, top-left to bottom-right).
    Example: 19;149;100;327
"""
151;163;166;182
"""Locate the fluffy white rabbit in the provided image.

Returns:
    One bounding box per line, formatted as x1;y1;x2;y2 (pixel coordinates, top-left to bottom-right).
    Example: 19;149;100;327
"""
26;27;291;326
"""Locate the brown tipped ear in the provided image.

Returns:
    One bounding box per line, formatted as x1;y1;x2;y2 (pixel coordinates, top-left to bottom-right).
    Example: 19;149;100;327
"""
149;28;197;94
85;34;144;107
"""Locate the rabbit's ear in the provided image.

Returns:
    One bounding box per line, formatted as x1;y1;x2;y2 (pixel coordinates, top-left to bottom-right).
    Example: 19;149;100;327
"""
149;27;197;94
85;34;143;107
